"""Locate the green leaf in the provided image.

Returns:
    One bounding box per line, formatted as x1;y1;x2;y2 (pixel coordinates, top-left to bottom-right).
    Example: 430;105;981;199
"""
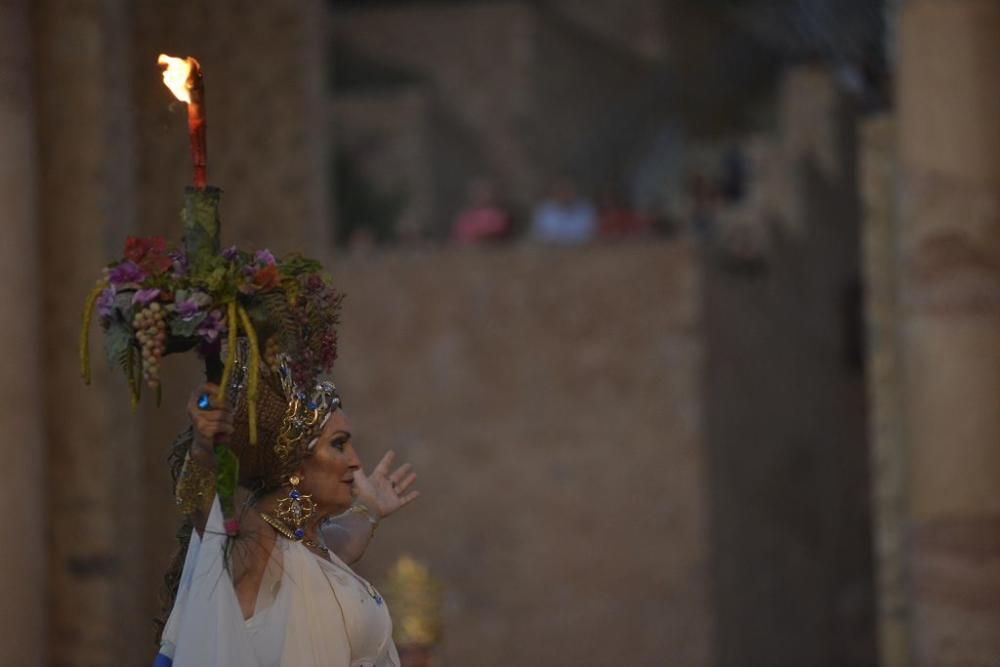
170;312;206;338
182;187;222;274
113;290;135;323
103;320;132;370
203;266;229;293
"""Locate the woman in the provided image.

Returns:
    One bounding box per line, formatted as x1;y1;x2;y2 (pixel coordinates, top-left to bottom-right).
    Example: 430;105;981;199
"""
156;351;418;666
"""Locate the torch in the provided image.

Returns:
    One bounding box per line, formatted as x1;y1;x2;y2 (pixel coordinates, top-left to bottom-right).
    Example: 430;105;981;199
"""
158;54;207;190
158;53;223;376
159;53;239;535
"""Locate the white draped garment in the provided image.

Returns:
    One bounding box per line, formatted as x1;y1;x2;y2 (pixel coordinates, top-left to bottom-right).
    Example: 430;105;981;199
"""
157;498;400;667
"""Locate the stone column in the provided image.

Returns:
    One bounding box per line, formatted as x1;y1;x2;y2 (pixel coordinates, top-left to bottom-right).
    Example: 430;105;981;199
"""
897;1;1000;664
861;114;911;667
34;1;142;663
0;2;45;665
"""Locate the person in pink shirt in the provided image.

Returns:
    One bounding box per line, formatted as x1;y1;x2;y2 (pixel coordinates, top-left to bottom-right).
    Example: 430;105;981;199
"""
451;179;511;244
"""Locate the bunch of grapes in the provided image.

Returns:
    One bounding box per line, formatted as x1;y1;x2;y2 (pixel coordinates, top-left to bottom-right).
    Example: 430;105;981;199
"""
133;302;167;389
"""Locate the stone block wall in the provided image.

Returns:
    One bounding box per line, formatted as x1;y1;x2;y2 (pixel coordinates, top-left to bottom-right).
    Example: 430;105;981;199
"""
331;242;714;666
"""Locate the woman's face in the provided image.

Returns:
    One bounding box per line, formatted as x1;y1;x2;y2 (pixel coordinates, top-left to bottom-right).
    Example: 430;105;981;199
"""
299;410;361;514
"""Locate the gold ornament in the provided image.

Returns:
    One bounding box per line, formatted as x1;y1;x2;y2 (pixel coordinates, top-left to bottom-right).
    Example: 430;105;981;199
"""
274;474;316;539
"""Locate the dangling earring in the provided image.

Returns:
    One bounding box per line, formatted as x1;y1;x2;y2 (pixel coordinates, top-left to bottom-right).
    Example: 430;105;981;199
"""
275;474;316;540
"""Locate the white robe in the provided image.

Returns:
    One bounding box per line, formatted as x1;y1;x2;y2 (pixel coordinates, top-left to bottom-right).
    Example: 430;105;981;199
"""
157;498;400;667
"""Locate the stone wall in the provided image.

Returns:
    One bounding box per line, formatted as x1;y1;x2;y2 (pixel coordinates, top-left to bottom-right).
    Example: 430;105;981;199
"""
0;1;45;664
331;87;436;242
331;242;714;666
702;68;876;667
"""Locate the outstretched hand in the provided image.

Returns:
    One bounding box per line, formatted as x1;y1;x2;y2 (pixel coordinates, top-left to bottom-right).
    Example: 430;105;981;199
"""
352;450;419;519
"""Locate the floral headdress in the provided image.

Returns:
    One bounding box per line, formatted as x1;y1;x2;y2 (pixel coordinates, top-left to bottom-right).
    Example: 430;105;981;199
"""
79;187;344;527
79;190;343;427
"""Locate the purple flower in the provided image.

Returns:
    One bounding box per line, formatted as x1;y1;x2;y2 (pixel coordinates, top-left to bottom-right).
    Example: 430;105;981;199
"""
96;287;116;318
222;245;240;261
255;249;276;266
197;309;226;343
175;299;200;320
107;261;145;286
132;288;160;306
174;290;211;320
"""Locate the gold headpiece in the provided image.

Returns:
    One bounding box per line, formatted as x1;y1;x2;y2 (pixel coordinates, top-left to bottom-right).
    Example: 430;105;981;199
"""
187;344;342;493
381;555;444;647
274;354;341;462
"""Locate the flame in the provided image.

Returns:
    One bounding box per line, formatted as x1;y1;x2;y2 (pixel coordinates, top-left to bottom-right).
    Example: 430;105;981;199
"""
157;54;198;103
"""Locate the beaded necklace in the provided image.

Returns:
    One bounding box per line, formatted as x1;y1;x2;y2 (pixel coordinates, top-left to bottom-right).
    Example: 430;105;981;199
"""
260;511;328;555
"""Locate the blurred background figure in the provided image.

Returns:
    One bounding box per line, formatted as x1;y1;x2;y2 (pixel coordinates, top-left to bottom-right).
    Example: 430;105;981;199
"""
596;186;651;240
381;556;444;667
450;178;511;245
531;177;597;244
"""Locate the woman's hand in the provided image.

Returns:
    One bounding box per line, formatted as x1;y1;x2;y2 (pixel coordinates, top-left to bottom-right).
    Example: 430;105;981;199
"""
185;383;234;455
352;451;419;519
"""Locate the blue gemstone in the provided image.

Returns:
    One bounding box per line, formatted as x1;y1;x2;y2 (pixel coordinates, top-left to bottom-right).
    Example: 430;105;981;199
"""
294;529;305;539
306;401;317;410
197;393;211;410
290;490;301;499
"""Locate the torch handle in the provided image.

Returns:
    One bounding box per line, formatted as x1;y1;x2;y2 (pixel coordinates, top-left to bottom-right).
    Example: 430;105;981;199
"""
188;101;207;190
204;351;224;385
186;62;207;190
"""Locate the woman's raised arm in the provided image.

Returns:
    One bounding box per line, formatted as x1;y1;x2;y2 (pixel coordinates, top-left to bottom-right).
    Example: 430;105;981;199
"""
320;450;419;564
175;383;233;537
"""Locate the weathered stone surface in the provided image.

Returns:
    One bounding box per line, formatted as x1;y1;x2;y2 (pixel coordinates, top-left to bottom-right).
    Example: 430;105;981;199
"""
33;0;139;663
0;1;45;664
703;68;876;666
861;114;911;667
898;1;1000;663
334;242;713;667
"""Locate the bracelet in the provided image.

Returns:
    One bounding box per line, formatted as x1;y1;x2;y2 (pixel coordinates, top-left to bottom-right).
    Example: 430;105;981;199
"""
348;502;380;534
175;453;215;515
